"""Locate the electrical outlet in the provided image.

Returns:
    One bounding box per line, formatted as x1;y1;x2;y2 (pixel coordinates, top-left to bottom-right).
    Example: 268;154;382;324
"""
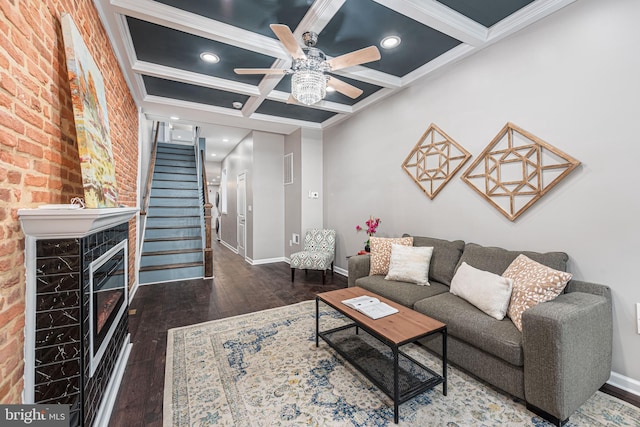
636;303;640;334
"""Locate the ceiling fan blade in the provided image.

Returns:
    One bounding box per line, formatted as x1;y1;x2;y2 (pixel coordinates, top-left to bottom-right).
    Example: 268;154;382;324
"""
286;94;297;104
234;68;288;75
327;46;381;71
327;76;363;99
270;24;306;60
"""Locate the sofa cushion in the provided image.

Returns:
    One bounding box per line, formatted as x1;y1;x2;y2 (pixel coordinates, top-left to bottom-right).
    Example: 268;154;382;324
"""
455;242;569;276
369;236;413;276
403;235;465;286
414;292;524;366
354;275;449;308
450;262;513;320
503;254;573;331
385;244;433;286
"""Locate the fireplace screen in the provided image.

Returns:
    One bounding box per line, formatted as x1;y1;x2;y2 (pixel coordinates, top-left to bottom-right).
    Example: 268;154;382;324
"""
89;239;128;376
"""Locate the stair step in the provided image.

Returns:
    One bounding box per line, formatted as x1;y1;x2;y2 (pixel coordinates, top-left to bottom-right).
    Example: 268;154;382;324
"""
154;165;197;175
152;180;199;190
144;227;201;239
139;264;204;284
147;207;201;216
153;172;197;182
154;160;196;168
142;238;202;252
140;250;203;267
145;236;201;242
139;261;203;272
145;217;201;227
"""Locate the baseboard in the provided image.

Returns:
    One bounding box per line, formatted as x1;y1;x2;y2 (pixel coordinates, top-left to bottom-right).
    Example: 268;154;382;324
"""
608;371;640;398
334;266;347;277
249;257;286;265
219;239;238;253
95;336;132;427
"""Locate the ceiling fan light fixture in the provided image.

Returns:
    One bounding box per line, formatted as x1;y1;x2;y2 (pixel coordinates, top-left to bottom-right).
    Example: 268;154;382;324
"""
200;52;220;63
292;70;326;105
380;35;401;49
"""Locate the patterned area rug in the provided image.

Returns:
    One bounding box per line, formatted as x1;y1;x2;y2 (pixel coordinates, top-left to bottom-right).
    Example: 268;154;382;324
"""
164;301;640;426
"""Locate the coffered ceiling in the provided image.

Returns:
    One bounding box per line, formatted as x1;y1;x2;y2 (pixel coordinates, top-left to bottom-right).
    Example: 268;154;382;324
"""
94;0;576;137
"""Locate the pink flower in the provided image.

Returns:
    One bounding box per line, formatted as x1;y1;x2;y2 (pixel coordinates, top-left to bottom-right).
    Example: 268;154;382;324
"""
356;216;381;237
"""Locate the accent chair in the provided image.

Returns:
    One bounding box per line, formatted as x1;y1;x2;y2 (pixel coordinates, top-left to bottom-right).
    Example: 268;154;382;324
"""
290;229;336;284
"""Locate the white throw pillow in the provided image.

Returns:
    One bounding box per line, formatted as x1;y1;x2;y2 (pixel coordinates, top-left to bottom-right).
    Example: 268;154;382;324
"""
385;244;433;286
450;262;514;320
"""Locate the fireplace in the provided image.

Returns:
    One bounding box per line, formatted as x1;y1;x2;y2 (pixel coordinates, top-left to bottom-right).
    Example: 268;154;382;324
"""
19;207;137;427
89;239;127;377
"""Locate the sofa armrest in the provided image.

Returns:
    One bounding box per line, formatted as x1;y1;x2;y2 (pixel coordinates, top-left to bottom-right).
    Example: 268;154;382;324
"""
347;254;370;287
522;289;612;422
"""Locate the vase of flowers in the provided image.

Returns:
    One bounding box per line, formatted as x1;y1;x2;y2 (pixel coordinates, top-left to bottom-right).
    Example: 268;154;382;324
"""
356;216;381;252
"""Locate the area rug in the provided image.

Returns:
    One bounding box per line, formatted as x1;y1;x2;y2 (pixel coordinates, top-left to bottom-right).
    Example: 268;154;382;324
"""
164;301;640;426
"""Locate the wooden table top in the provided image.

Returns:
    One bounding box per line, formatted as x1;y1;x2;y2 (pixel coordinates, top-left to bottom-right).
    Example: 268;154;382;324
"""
316;286;446;346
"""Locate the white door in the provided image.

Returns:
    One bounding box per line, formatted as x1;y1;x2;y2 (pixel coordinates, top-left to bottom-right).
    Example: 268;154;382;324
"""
237;172;247;259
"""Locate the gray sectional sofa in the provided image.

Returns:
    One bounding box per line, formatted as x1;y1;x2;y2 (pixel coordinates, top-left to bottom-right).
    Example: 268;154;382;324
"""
347;234;612;426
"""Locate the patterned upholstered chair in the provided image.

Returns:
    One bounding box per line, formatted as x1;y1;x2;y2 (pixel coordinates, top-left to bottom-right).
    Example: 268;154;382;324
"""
290;229;336;284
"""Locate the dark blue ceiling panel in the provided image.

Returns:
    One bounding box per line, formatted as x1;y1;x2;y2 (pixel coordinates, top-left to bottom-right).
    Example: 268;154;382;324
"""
436;0;535;28
153;0;312;38
255;100;337;123
143;75;250;109
274;74;383;106
127;17;275;86
318;0;462;77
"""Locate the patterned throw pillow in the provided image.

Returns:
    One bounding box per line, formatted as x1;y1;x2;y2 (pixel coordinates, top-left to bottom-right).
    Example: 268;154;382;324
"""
385;244;433;286
503;254;573;331
369;236;413;276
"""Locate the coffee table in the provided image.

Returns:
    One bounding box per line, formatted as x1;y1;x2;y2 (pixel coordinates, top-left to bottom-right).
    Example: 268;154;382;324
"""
316;287;447;424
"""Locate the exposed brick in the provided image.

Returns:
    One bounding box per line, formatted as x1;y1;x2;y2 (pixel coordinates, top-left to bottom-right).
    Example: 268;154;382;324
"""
24;174;46;187
0;0;138;404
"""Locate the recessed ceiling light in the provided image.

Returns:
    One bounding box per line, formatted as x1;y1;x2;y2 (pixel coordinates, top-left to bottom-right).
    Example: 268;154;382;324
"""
380;36;401;49
170;116;179;120
232;101;243;109
222;138;229;142
200;52;220;63
211;153;217;157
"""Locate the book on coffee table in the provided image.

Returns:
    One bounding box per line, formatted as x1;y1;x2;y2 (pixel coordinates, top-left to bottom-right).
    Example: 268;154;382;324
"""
341;295;399;320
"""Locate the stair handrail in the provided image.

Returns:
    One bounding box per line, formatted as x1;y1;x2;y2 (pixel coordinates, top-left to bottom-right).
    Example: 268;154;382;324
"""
200;149;213;277
141;121;161;216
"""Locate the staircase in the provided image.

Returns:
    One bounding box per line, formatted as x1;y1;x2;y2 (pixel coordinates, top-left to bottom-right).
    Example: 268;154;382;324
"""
139;143;205;284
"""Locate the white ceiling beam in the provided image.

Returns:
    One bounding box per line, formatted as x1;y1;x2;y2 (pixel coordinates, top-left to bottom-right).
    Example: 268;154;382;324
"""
373;0;488;46
132;61;261;96
109;0;288;60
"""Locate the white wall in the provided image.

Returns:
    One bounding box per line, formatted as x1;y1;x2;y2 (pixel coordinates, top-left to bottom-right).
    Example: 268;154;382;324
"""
300;128;324;234
324;0;640;386
284;129;303;258
252;132;285;262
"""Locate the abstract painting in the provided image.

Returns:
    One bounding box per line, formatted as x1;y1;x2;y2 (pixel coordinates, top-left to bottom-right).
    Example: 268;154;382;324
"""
61;14;119;208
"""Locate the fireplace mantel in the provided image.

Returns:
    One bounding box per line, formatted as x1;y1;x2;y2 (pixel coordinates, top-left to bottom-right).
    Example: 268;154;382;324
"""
18;207;138;239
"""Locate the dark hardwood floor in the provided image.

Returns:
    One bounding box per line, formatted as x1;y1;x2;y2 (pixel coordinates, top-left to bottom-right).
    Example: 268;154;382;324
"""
109;241;639;426
108;240;347;427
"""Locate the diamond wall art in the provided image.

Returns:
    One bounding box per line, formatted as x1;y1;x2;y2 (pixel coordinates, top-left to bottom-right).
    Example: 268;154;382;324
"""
402;124;471;199
461;122;580;221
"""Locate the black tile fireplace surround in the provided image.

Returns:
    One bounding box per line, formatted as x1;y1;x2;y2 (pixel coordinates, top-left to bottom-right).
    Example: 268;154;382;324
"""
32;222;130;426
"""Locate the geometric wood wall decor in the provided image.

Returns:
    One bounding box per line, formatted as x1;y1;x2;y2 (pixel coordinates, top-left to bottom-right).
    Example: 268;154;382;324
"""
402;123;472;199
461;122;580;221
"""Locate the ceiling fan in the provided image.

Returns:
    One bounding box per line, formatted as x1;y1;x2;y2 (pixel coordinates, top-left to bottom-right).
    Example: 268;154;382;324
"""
234;24;381;106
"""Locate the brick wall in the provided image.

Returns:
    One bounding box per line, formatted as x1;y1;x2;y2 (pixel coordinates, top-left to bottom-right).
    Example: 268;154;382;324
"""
0;0;138;403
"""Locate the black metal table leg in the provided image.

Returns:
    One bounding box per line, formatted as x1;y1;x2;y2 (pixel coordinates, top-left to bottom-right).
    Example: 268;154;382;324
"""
442;328;447;396
394;345;399;423
315;297;319;347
